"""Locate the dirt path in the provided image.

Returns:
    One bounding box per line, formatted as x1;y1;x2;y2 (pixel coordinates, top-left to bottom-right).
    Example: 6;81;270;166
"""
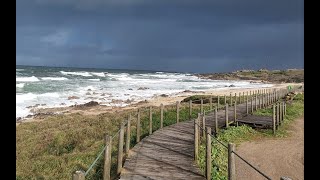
235;117;304;180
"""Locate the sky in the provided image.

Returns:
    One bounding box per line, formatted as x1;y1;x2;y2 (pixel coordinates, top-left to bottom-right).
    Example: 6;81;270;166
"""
16;0;304;73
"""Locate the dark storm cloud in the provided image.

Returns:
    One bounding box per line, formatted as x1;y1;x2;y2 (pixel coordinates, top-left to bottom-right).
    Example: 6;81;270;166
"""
16;0;304;73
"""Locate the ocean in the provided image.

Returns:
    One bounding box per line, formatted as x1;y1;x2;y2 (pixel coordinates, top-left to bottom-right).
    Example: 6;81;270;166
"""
16;65;272;119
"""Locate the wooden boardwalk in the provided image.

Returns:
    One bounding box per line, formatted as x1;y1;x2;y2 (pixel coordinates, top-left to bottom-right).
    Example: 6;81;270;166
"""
120;95;275;179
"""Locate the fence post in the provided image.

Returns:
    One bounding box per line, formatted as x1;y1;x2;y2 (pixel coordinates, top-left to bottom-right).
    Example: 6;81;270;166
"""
210;96;213;110
228;143;236;180
202;112;206;137
103;135;112;180
117;122;125;175
230;93;232;106
194;115;199;161
259;93;261;109
206;127;212;180
224;95;227;105
125;115;131;155
272;105;276;134
189;100;192;120
239;92;241;104
201;99;204;113
215;106;218;133
73;170;85;180
149;106;152;135
277;103;280;126
217;95;220;109
160;104;164;128
280;102;282;123
284;102;286;116
234;101;237;126
137;109;141;143
176;101;180;123
246;94;248;115
251;95;253;114
235;93;237;105
255;94;257;110
225;103;229;128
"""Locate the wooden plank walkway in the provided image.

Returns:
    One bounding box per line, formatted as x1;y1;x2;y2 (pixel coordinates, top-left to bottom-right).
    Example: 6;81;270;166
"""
120;93;276;179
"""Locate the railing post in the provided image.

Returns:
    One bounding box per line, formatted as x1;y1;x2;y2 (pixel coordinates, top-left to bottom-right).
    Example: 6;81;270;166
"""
160;104;164;128
246;94;248;115
235;93;237;105
189;100;192;120
215;106;218;133
201;98;204;113
176;101;180;123
103;135;112;180
224;95;227;105
202;112;206;137
255;94;257;111
210;96;213;110
272;104;276;134
234;101;237;126
251;95;253;114
277;103;280;126
217;95;220;109
230;93;232;106
194;115;199;161
137;109;141;143
259;93;261;109
280;102;283;123
228;143;236;180
225;103;229;128
206;127;212;180
125;115;131;154
284;102;286;116
117;122;125;175
149;106;152;135
73;170;85;180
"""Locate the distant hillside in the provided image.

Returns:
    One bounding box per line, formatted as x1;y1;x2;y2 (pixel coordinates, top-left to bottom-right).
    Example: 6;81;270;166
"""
196;69;304;83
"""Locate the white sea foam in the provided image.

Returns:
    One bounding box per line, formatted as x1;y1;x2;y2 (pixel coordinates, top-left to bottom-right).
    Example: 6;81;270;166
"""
41;77;68;81
91;72;105;77
16;83;25;88
88;79;100;81
16;69;24;71
16;76;40;82
60;71;92;77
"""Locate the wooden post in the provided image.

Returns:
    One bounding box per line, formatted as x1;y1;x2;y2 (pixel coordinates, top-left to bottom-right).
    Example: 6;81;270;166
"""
246;95;248;115
224;95;227;105
201;99;204;113
239;92;241;104
284;102;286;116
215;107;218;133
217;95;220;109
210;97;213;110
137;109;141;143
277;103;280;125
255;94;257;110
280;102;282;123
230;93;232;106
189;100;192;120
194;116;199;161
235;93;237;105
73;170;85;180
176;101;180;123
160;104;164;128
103;135;112;180
251;95;253;114
272;105;276;134
259;93;261;109
228;143;236;180
202;113;206;137
225;103;229;128
206;127;212;180
125;115;131;154
149;106;152;135
234;101;237;125
117;122;125;175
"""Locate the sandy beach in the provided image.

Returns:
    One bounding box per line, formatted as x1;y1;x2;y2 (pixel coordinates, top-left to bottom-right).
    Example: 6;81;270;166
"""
16;82;302;126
